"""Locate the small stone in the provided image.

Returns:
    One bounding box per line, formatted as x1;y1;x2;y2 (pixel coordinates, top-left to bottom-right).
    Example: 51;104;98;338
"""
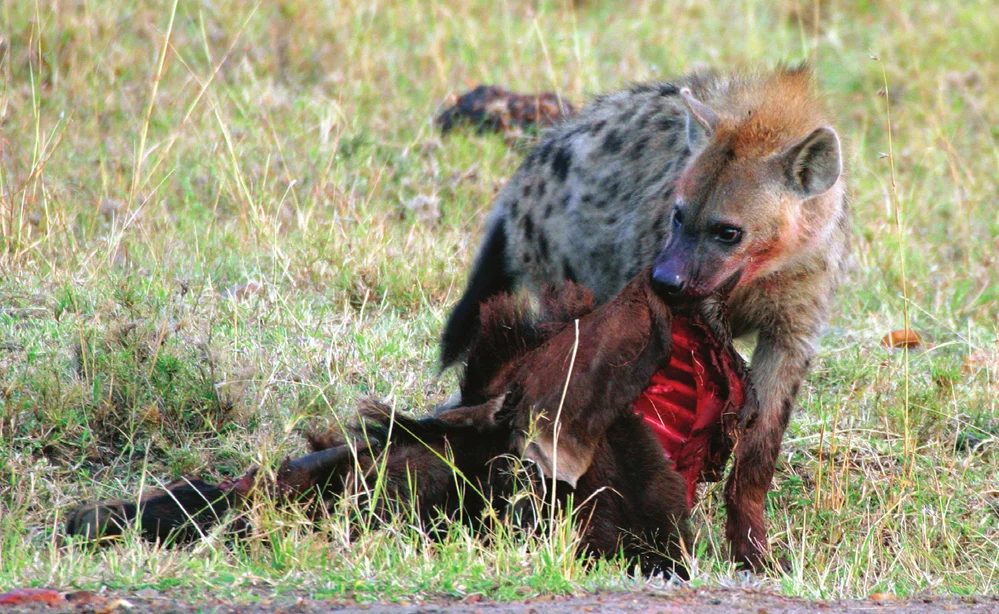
403;194;441;225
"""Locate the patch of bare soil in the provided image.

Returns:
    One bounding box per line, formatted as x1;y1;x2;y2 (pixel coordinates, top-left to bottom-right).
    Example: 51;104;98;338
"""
2;588;996;614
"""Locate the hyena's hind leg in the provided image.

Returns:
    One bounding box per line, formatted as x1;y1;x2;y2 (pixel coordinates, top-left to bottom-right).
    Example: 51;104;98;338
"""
64;479;231;544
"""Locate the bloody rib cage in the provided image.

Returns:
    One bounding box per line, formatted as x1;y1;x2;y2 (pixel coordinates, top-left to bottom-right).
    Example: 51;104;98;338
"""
635;316;747;509
65;270;748;576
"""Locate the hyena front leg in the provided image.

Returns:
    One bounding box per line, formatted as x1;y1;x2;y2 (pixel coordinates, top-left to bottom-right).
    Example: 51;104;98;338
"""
725;329;816;571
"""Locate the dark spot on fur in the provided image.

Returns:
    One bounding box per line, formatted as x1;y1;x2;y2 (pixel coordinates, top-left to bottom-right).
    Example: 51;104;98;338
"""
552;147;572;181
539;140;555;165
632;242;645;268
523;215;535;241
510;201;519;217
653;208;669;236
602;130;623;154
544;203;554;219
538;233;550;260
601;177;620;201
560;194;571;210
590;119;607;134
537;181;547;198
619;108;637;124
628;83;659;95
562;260;577;282
522;184;532;198
523;252;532;264
629;135;649;161
673;148;689;168
658;83;680;96
634;112;652;132
606;214;618;225
657;115;680;132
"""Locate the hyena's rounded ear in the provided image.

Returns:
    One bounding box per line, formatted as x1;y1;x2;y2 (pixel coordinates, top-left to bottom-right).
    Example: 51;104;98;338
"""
680;87;719;149
781;126;842;197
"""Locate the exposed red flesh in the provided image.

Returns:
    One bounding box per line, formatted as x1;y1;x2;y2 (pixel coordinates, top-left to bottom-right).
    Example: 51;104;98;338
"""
634;316;745;509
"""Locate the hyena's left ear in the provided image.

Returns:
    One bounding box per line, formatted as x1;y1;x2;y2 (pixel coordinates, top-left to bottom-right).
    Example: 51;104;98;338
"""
681;87;719;149
780;126;842;197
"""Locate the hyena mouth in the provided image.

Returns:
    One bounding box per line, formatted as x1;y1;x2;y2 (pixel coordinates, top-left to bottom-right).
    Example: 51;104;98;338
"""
634;314;745;509
714;267;746;297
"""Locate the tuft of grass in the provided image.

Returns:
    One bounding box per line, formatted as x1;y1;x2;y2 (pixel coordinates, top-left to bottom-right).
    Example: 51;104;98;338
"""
1;0;998;602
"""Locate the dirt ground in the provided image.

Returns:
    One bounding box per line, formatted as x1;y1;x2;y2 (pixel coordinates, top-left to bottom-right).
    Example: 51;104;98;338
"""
2;588;997;614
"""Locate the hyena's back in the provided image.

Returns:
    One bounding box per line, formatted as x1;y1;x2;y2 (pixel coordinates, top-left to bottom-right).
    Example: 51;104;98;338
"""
441;66;846;368
500;81;699;298
441;78;701;366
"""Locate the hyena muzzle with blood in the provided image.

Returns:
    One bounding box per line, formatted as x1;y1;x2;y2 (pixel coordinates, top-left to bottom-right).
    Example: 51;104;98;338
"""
441;64;850;571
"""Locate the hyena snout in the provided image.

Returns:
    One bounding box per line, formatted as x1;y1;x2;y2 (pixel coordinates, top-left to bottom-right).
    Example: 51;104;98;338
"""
651;255;688;299
653;255;743;302
652;232;697;300
652;232;744;302
651;236;718;301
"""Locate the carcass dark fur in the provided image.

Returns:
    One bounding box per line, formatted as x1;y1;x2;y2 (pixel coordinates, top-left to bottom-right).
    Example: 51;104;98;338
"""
66;271;747;577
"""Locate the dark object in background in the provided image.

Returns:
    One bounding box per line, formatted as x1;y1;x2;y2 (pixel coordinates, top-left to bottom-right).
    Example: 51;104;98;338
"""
436;85;575;136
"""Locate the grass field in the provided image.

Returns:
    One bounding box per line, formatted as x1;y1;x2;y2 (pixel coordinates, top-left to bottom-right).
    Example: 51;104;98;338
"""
1;0;998;603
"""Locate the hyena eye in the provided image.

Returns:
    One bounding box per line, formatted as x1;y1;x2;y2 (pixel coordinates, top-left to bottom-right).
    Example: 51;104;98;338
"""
672;206;684;227
713;225;743;245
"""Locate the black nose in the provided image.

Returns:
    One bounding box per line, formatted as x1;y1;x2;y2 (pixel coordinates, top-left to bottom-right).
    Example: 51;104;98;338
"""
652;269;687;297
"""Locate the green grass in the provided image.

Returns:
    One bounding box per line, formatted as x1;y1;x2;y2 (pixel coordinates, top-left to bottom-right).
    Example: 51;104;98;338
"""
1;0;998;602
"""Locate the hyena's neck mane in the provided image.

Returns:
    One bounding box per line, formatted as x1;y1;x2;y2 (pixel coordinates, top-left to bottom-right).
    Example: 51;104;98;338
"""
460;283;594;404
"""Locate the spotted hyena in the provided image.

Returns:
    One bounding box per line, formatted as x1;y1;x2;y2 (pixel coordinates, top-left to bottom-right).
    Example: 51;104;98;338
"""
441;64;850;571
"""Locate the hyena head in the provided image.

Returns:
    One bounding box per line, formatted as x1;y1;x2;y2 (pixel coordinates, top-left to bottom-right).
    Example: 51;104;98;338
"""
652;66;843;301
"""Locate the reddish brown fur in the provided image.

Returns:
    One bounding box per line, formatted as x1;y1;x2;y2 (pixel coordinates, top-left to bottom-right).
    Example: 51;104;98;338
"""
470;276;679;476
721;68;830;157
66;273;748;577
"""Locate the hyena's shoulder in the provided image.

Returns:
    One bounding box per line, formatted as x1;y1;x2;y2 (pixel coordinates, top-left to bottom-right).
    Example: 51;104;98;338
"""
496;78;713;298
